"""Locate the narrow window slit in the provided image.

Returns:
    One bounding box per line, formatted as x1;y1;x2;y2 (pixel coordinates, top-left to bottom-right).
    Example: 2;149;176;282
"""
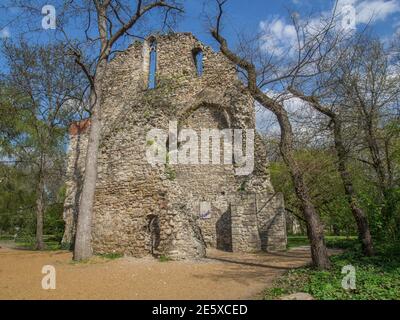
148;40;157;89
193;48;203;77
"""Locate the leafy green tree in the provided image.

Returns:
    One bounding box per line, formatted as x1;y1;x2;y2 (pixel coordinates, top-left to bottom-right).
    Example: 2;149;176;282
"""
270;150;356;237
0;41;85;248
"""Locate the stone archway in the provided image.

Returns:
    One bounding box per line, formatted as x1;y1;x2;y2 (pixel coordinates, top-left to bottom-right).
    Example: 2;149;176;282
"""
216;208;233;252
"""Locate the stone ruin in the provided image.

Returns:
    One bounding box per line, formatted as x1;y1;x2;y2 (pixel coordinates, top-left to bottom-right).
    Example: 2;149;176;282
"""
62;33;287;259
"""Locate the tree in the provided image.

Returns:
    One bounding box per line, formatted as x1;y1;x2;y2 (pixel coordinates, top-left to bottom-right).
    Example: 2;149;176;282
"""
295;35;400;240
1;0;183;260
283;20;399;246
209;0;332;269
288;86;375;255
339;39;399;196
336;38;400;238
1;41;85;249
64;0;183;261
269;149;357;237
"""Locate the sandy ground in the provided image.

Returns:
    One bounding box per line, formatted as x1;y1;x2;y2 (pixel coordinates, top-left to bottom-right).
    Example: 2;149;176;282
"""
0;244;338;300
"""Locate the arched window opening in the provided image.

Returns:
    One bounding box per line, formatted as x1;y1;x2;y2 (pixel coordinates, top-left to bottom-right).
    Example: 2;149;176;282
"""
146;214;160;255
148;40;157;89
193;48;203;77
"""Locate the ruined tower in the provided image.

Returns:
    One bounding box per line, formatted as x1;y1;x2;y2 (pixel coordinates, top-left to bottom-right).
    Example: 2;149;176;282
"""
62;33;287;259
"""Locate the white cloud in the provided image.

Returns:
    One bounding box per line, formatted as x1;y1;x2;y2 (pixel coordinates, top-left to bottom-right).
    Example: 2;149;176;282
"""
259;17;297;56
0;27;10;39
259;0;400;55
337;0;358;8
337;0;400;24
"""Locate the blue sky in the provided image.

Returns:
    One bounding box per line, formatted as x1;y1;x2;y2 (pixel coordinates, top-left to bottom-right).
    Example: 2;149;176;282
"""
0;0;398;133
178;0;400;49
0;0;399;70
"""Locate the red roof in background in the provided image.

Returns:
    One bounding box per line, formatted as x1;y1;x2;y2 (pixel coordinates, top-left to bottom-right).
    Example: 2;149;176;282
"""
69;119;91;135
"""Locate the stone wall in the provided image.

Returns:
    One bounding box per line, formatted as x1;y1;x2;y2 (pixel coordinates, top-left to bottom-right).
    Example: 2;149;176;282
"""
62;33;286;259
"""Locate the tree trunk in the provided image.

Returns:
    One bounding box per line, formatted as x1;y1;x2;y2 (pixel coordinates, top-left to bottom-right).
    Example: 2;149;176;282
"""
384;138;393;189
333;121;374;256
210;29;331;269
364;117;387;196
35;172;45;250
73;4;111;261
286;87;375;257
272;104;331;269
73;61;106;261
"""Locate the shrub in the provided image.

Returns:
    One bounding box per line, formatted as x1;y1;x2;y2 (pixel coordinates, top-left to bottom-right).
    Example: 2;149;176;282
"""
265;241;400;300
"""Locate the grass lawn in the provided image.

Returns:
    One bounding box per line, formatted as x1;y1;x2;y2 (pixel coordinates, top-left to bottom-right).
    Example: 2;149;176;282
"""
0;234;63;251
0;234;15;241
287;235;358;249
15;240;62;250
265;236;400;300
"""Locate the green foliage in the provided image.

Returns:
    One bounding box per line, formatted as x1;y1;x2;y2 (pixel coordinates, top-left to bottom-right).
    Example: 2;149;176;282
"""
287;236;310;248
44;203;65;243
14;235;62;250
44;187;66;243
142;74;185;111
270;150;356;236
60;242;73;250
287;236;358;250
98;252;124;260
0;234;14;240
381;187;400;240
0;162;66;244
0;41;85;248
159;255;172;262
266;287;289;299
355;179;400;241
265;241;400;300
325;236;359;250
238;181;247;192
271;142;399;243
0;164;36;236
165;165;176;180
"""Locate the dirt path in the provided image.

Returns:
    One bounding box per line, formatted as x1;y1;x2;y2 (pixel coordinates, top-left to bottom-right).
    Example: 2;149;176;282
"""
0;245;338;300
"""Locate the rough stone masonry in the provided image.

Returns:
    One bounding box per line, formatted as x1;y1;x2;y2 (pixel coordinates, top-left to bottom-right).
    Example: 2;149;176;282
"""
62;33;287;259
